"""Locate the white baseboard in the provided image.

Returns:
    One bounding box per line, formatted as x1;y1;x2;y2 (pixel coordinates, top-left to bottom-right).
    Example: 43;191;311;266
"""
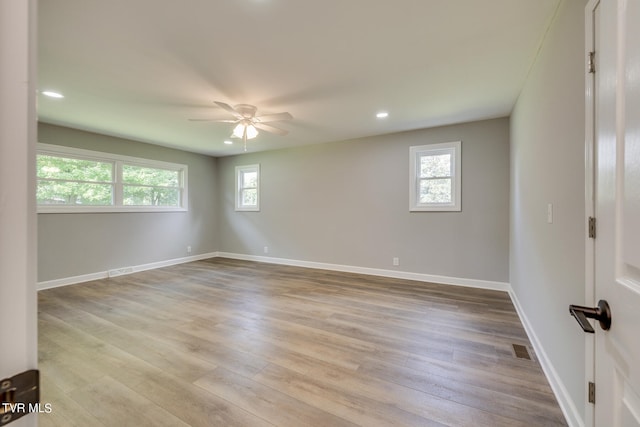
38;271;108;290
39;251;511;293
216;252;511;292
508;290;583;427
37;252;218;290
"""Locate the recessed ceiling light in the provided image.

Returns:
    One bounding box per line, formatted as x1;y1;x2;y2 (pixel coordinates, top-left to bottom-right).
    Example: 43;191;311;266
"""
376;112;389;119
223;140;233;145
42;91;64;98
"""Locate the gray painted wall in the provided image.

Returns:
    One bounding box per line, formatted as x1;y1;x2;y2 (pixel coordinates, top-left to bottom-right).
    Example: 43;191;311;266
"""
218;118;510;283
510;0;587;422
37;123;219;282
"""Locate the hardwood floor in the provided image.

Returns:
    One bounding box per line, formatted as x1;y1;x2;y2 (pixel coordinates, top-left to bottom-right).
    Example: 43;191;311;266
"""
38;258;567;426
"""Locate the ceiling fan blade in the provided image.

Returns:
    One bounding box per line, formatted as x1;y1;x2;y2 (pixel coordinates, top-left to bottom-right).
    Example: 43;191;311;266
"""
188;118;238;123
254;122;289;136
214;101;243;119
254;112;293;123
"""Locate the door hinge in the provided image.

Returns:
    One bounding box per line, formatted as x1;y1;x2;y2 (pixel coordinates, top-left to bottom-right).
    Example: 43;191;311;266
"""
588;217;596;239
588;381;596;404
0;370;39;426
588;51;596;73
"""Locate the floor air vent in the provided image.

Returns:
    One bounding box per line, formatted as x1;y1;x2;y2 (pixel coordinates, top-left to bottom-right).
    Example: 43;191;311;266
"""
512;344;532;360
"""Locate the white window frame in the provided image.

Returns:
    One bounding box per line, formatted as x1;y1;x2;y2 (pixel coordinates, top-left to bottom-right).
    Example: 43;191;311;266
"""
409;141;461;212
235;164;260;212
37;143;188;213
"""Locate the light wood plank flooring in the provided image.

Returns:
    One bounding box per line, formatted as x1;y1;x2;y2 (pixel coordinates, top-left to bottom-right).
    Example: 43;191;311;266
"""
38;258;567;426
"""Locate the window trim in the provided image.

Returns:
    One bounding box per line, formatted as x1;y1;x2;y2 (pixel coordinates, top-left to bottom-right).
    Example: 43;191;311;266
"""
235;164;260;212
409;141;461;212
37;143;188;213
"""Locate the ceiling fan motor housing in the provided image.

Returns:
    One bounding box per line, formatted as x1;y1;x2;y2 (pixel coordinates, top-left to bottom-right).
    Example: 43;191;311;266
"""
234;104;258;118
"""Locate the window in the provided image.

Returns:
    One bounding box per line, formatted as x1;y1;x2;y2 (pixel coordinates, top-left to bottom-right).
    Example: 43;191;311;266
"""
122;164;181;207
409;141;461;211
235;164;260;211
37;143;188;213
37;155;114;206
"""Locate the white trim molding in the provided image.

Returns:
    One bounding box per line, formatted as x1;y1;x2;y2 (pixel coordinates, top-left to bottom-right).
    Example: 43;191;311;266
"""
509;289;583;427
37;143;189;213
235;164;260;211
409;141;462;212
582;2;598;426
37;252;218;290
216;252;510;292
38;251;510;293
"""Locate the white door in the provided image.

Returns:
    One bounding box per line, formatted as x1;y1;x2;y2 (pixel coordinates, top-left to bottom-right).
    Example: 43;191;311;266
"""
0;0;38;426
591;0;640;425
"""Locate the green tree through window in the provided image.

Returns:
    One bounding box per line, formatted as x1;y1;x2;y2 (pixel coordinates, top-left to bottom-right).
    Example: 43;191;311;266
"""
123;165;180;206
37;155;113;205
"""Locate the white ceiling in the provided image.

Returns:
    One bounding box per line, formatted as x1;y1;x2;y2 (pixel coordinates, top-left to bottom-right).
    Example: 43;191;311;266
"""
38;0;560;157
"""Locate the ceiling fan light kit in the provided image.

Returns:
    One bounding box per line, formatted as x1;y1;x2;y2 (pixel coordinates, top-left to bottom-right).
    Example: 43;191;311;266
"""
190;101;292;152
232;122;259;140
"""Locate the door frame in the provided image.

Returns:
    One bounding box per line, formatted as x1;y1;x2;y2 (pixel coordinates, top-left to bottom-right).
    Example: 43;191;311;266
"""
0;0;38;425
584;1;599;426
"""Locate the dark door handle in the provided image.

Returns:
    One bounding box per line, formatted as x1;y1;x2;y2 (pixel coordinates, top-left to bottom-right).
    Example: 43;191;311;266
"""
569;299;612;333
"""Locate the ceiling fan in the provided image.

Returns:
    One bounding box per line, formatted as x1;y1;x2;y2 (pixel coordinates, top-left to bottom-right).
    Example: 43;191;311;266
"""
190;101;293;151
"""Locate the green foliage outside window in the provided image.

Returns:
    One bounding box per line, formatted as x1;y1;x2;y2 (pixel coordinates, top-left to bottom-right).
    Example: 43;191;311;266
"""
37;155;113;205
239;171;258;207
123;165;180;206
241;188;257;206
418;153;452;204
36;153;184;208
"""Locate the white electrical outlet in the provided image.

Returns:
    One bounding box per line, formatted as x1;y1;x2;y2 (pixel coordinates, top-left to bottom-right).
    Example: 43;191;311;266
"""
187;245;192;254
393;257;400;266
264;246;269;254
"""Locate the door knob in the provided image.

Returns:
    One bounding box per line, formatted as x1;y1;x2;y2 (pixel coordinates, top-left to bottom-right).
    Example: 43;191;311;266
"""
569;299;612;333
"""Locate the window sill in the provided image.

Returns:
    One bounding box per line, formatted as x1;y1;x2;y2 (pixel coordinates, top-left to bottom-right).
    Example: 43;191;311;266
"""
410;204;461;212
37;206;188;214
